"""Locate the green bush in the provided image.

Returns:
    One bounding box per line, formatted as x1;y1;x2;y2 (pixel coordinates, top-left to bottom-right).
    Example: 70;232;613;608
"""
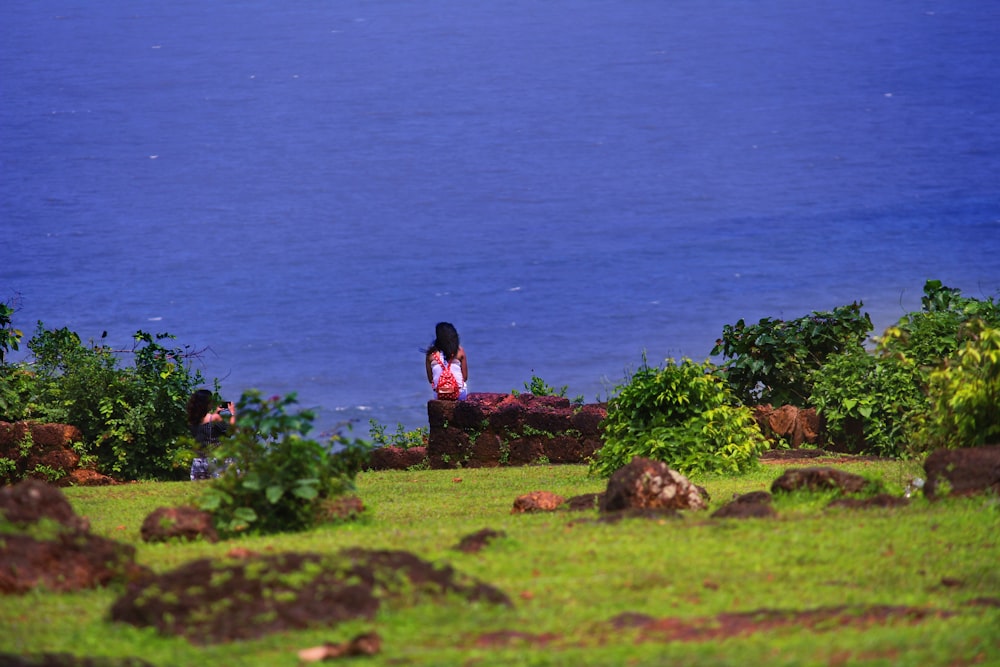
877;279;1000;369
809;348;926;457
810;281;1000;457
512;374;584;404
914;322;1000;450
369;419;427;449
0;301;23;365
1;322;205;481
711;302;872;407
591;357;768;478
197;391;373;537
0;367;39;424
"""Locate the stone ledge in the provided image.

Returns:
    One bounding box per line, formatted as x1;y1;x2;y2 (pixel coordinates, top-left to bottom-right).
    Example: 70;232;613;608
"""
424;392;606;469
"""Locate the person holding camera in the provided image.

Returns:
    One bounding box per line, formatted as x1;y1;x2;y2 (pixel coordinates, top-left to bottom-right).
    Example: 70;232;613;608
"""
185;389;236;480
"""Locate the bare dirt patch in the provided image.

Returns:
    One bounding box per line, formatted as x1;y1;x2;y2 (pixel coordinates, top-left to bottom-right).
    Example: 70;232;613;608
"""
471;604;957;650
760;449;886;465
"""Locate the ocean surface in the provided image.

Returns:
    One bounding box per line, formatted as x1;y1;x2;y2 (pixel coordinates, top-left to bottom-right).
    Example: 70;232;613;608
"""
3;0;999;435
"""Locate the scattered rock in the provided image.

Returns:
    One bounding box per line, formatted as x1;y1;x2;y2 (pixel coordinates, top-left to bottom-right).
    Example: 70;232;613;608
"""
453;528;507;553
923;444;1000;499
733;491;773;505
753;405;822;448
564;493;603;511
140;506;218;543
599;457;707;512
771;466;871;495
0;480;149;595
0;532;149;595
110;548;510;644
711;491;776;519
512;490;565;513
0;478;90;531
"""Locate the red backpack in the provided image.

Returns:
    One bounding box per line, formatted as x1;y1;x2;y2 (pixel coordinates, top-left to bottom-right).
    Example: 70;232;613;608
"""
435;352;460;400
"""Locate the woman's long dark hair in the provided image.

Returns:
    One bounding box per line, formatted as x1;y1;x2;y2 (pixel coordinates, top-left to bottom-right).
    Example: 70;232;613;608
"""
424;322;460;361
186;389;214;427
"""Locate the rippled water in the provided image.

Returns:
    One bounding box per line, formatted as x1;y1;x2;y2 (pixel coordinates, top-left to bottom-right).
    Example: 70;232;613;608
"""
3;0;999;432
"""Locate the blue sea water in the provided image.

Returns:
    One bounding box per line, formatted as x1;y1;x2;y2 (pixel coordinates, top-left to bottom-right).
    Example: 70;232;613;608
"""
2;0;999;434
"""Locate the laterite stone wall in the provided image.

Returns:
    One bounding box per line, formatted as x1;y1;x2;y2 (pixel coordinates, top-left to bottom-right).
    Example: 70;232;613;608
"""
425;392;607;468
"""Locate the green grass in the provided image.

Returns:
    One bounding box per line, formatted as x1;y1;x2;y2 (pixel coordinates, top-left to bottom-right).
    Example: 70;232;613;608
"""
2;460;999;666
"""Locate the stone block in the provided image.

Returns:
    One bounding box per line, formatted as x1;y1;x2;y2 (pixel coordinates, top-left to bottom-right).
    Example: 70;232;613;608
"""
543;435;586;464
419;393;607;470
923;444;1000;499
507;438;544;466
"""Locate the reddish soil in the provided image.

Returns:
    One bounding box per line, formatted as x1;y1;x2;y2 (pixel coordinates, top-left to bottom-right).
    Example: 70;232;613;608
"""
760;449;886;465
453;528;507;553
471;604;961;649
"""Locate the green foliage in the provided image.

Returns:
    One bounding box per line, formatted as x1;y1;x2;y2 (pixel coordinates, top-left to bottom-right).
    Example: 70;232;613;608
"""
0;300;23;365
915;322;1000;450
809;348;927;457
28;463;67;483
877;279;1000;368
0;322;205;481
0;430;32;485
591;357;768;477
711;302;873;407
197;391;373;537
0;367;39;425
368;419;427;449
513;374;584;404
810;281;1000;456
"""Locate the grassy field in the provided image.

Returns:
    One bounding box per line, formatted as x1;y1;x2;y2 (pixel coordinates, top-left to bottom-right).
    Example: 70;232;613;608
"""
2;458;998;666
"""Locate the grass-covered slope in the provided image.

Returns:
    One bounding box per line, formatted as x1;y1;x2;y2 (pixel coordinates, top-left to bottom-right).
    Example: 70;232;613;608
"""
2;460;998;666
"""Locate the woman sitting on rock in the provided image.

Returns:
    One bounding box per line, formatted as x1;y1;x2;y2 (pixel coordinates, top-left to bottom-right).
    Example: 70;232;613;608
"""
424;322;469;400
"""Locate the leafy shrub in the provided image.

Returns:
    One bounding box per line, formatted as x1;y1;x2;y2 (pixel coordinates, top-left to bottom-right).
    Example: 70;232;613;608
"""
711;302;872;407
809;348;926;457
0;367;40;424
591;357;768;478
0;301;23;365
197;391;372;537
914;322;1000;450
877;279;1000;368
809;281;1000;457
1;322;205;480
369;419;427;449
512;374;584;404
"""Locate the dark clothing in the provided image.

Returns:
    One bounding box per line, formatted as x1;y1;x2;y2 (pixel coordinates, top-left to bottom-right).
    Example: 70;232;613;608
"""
189;420;229;481
191;420;228;455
